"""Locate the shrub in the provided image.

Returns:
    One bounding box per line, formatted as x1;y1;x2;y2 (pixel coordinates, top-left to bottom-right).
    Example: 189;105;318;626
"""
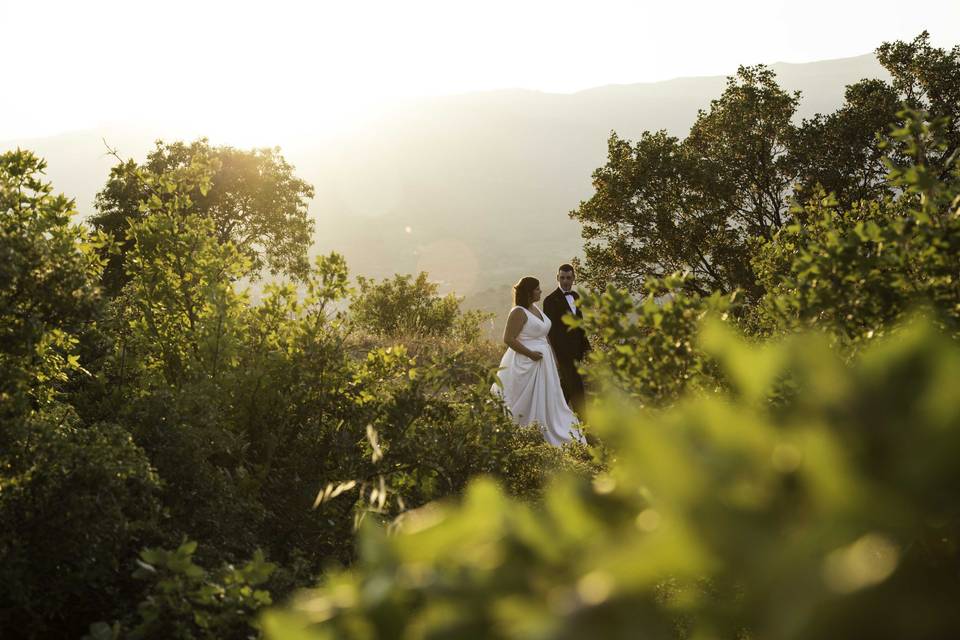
349;273;468;339
262;316;960;640
0;149;105;413
754;111;960;347
85;540;275;640
574;273;737;406
0;406;162;638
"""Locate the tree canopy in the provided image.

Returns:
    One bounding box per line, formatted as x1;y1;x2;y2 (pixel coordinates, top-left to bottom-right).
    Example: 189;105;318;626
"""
3;31;960;640
92;139;315;296
0;149;104;413
572;32;960;300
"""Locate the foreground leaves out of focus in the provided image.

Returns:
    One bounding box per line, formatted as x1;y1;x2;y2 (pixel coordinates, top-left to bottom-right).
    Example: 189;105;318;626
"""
4;32;960;640
263;316;960;640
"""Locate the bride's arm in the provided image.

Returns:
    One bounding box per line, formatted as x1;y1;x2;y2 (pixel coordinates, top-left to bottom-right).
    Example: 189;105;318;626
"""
503;308;543;360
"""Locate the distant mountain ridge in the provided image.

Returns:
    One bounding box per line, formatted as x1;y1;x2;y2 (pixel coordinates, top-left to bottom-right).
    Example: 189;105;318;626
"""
3;53;888;317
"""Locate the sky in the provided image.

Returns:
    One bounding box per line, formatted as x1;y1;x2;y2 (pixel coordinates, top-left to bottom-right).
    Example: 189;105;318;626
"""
2;0;958;144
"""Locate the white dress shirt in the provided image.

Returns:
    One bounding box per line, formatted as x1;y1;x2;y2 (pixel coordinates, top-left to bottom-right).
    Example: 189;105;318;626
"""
560;289;577;314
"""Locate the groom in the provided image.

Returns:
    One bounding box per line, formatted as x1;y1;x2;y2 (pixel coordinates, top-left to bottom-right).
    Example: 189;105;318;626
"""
543;263;590;415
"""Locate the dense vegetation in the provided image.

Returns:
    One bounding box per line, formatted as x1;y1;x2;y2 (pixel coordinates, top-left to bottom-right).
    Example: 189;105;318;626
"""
572;32;958;302
0;144;591;639
1;32;959;640
265;33;960;639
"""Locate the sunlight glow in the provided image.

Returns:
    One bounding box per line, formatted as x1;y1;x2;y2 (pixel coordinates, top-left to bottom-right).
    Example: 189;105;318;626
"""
2;0;958;143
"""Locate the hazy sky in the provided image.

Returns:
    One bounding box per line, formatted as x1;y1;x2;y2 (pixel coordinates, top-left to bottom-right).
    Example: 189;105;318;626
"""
2;0;958;143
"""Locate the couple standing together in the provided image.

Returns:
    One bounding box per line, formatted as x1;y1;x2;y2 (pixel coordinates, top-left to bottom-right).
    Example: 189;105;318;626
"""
492;263;590;446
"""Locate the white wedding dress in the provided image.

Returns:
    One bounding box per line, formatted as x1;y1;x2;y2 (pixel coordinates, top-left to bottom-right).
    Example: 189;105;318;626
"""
492;305;585;446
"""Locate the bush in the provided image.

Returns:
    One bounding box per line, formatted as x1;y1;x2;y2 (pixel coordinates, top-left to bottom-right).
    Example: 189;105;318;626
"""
753;110;960;346
263;316;960;640
574;273;737;406
85;540;275;640
272;343;596;567
0;406;162;638
118;389;268;564
0;149;105;413
350;273;475;339
0;147;589;637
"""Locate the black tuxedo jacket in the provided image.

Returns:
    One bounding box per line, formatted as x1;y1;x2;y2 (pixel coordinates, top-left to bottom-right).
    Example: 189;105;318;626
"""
543;287;590;362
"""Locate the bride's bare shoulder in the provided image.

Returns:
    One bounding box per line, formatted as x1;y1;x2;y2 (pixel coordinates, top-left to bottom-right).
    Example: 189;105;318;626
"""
507;306;527;321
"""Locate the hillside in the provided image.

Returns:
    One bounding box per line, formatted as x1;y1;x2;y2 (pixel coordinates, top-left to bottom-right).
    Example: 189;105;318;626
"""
2;53;887;323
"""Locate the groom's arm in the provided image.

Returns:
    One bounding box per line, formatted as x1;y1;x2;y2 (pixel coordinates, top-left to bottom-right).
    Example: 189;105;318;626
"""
545;296;575;357
572;297;590;359
543;296;565;344
543;295;560;328
579;329;591;357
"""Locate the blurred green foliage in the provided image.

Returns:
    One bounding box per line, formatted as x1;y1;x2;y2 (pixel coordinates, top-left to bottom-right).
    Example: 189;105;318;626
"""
2;31;960;640
574;273;736;406
263;317;960;640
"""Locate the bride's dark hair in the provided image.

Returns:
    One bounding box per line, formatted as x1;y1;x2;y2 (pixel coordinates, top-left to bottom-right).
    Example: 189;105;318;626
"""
513;276;540;308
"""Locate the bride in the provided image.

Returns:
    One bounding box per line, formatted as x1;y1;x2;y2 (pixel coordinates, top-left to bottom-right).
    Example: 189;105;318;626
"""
492;276;585;446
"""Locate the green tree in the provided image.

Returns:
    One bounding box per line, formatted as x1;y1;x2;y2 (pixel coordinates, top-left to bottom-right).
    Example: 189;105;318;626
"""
573;34;960;302
755;109;960;346
791;79;902;207
573;130;700;295
791;32;960;209
0;149;105;413
573;65;799;300
92;139;314;296
109;150;250;392
877;31;960;178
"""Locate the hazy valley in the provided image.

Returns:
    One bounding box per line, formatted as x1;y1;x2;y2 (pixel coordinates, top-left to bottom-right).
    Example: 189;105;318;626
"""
4;53;887;324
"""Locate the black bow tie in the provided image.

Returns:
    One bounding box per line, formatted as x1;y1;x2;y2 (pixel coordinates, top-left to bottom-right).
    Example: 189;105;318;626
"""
563;291;579;299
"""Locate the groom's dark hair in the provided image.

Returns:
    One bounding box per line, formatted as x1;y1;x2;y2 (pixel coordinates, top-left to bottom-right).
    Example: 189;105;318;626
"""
558;263;575;274
513;277;540;307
